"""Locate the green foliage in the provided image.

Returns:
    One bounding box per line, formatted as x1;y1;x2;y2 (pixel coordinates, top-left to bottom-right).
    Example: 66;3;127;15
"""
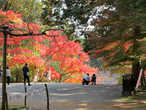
63;0;91;24
90;58;103;71
0;0;43;23
41;0;63;26
10;65;37;83
41;0;95;39
118;75;123;85
0;105;33;110
11;65;23;82
81;0;146;70
41;0;76;40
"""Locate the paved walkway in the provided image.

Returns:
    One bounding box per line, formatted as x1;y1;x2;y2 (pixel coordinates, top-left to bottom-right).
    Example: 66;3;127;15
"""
0;72;145;110
0;83;146;110
0;83;121;110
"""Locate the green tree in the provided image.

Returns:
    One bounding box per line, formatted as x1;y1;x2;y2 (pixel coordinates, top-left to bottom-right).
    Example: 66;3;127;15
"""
84;0;146;84
41;0;95;40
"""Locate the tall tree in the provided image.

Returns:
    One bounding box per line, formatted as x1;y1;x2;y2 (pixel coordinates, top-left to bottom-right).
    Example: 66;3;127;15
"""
84;0;146;82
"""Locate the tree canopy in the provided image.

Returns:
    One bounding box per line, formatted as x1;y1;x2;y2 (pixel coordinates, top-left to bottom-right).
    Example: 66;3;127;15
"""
0;9;98;83
77;0;146;73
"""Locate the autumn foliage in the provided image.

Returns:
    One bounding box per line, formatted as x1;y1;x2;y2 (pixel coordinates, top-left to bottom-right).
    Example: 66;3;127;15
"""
0;10;98;83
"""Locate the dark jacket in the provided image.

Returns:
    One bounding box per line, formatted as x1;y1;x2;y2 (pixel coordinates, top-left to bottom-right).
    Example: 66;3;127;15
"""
23;65;29;76
91;75;96;82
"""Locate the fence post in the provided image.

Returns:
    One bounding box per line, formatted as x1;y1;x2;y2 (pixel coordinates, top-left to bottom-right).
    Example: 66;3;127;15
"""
24;85;27;108
44;84;49;110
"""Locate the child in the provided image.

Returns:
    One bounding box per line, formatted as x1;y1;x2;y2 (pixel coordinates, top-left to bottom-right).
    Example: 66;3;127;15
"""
91;74;96;85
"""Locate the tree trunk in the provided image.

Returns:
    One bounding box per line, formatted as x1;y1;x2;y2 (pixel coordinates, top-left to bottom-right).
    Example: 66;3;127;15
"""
132;61;141;88
5;91;8;110
131;25;141;89
1;31;7;110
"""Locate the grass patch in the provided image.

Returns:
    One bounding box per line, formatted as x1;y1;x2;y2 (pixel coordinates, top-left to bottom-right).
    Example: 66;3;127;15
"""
112;92;146;110
0;106;34;110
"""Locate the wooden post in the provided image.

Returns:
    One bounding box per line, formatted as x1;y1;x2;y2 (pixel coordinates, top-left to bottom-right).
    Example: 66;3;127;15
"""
44;84;49;110
24;85;27;108
136;69;143;89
